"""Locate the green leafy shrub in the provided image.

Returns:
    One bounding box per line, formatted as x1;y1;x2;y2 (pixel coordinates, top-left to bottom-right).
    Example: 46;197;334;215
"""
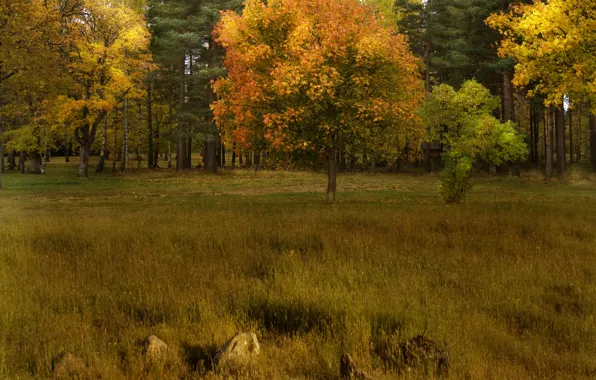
440;157;473;204
420;80;527;203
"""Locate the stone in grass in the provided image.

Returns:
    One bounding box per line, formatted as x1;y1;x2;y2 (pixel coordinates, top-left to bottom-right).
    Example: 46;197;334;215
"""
213;332;260;368
52;352;92;379
142;335;168;363
400;335;449;377
340;353;375;380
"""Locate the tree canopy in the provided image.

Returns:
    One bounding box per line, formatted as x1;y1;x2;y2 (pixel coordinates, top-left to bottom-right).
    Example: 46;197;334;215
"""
212;0;424;202
487;0;596;108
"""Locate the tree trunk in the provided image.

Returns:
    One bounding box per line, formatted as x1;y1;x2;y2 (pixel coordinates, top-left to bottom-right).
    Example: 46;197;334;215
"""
0;125;4;174
19;151;25;173
577;106;582;162
187;135;192;167
96;116;108;172
201;139;207;167
546;109;554;178
0;126;3;189
168;141;172;168
205;135;217;173
121;98;129;171
65;143;71;162
569;109;573;164
339;142;347;171
232;142;236;167
529;108;534;164
147;78;154;168
215;138;221;167
424;143;431;173
534;108;540;165
543;109;547;165
112;108;119;172
555;106;566;178
326;146;336;204
503;71;515;122
425;40;431;94
153;119;160;168
8;149;15;170
79;143;91;177
178;136;187;170
28;151;42;174
590;114;596;171
74;106;106;177
221;142;226;167
423;39;432;173
136;101;142;169
254;151;261;172
42;144;48;174
177;55;187;171
239;149;243;166
498;71;515;175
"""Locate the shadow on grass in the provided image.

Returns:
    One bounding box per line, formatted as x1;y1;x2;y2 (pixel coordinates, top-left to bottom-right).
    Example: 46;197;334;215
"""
181;342;218;374
245;298;344;336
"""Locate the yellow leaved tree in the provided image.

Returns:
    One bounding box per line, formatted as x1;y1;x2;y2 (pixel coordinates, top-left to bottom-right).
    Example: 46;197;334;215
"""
53;0;151;177
487;0;596;172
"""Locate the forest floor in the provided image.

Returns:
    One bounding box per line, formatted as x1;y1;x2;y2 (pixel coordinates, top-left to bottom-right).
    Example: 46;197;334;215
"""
1;159;596;379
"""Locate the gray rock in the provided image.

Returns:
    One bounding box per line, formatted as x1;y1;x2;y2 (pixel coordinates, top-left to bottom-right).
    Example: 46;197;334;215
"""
214;332;260;368
142;335;168;363
52;353;91;379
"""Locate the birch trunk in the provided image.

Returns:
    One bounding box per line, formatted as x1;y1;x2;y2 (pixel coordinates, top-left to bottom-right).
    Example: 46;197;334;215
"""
555;106;566;178
121;98;129;171
569;109;573;164
96;116;108;172
112;108;119;172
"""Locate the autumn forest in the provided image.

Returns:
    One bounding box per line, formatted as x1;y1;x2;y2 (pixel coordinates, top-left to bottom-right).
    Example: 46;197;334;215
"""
1;0;596;379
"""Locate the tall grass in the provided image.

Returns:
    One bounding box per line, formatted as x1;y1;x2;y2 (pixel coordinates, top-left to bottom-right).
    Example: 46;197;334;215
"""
0;164;595;378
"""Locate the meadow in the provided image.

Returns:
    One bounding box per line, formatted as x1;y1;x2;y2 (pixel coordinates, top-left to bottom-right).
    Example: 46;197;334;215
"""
0;160;595;379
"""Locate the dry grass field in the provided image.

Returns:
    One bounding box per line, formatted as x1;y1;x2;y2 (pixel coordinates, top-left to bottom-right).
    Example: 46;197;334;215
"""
0;160;595;379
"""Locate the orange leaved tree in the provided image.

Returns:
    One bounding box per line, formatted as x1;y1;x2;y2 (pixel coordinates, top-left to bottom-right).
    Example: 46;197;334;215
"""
212;0;424;203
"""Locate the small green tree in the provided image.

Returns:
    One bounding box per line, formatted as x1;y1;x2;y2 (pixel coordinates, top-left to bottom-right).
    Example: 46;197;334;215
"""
420;80;526;203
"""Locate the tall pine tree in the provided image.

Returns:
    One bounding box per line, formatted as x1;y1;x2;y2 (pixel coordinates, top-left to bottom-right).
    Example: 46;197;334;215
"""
148;0;241;171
